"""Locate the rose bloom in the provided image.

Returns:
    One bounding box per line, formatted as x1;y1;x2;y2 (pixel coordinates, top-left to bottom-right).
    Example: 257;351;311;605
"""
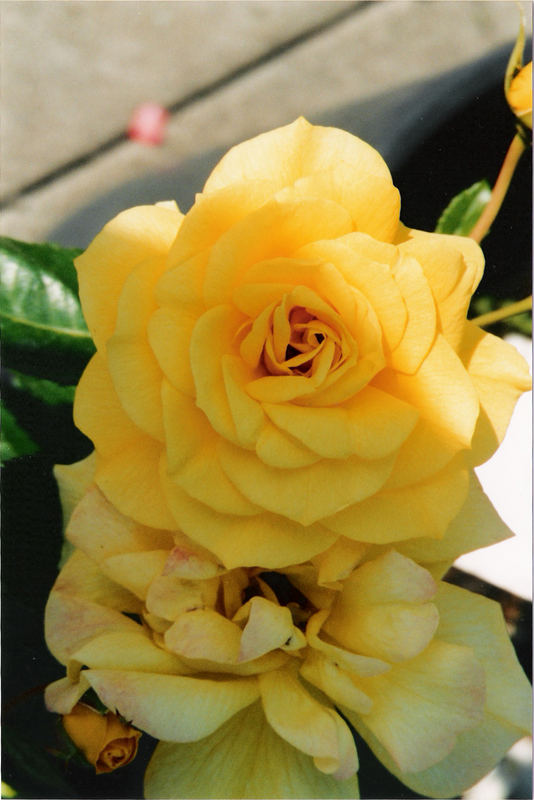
45;472;531;799
73;118;530;569
62;702;141;773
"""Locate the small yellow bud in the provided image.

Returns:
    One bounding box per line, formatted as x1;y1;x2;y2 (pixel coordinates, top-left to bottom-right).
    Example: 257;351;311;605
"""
507;62;532;129
62;703;141;774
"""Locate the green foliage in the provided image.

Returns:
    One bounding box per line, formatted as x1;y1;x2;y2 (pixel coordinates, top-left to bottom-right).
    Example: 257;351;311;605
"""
9;370;76;406
0;237;94;385
435;180;491;235
0;405;38;462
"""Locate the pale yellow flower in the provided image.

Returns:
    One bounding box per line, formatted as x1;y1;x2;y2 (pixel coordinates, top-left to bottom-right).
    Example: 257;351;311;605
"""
44;472;531;799
72;118;530;569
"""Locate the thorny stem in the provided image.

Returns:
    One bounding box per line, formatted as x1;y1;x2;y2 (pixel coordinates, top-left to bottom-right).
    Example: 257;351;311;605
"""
468;133;527;243
471;295;532;327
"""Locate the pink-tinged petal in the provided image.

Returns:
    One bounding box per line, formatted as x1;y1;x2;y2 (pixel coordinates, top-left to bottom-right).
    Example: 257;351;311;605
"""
306;610;390;678
300;651;373;714
85;669;259;743
70;631;187;675
434;583;531;734
458;322;531;465
67;485;173;563
349;583;532;798
146;573;219;622
99;550;168;600
397;471;513;570
51;550;141;614
54;453;96;531
260;669;358;780
204;116;391;194
45;586;145;665
164;609;242;664
75;204;182;351
45;675;90;715
145;701;360;799
323;552;439;663
345;639;484;773
237;597;300;662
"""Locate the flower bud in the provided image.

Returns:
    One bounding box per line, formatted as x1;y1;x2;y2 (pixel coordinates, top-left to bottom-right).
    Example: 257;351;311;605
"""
507;61;532;129
62;703;141;773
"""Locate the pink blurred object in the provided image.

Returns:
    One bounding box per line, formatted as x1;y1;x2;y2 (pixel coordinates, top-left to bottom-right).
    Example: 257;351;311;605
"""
127;103;169;145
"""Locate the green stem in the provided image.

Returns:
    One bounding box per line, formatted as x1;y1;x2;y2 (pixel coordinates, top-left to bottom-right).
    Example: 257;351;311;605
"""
468;133;526;243
471;295;532;327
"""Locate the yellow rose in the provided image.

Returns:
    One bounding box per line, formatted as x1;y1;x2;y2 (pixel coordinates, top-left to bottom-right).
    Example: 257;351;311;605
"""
506;61;532;129
73;118;530;568
45;485;531;799
62;702;141;773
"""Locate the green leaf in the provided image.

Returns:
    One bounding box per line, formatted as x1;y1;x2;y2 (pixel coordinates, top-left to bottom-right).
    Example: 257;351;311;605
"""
435;180;491;236
9;370;76;406
1;405;38;462
0;237;95;385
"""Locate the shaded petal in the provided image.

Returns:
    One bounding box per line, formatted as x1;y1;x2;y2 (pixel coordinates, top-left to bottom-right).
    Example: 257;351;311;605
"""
349;583;532;798
75;203;182;351
298;235;407;352
375;333;479;450
324;455;469;543
148;306;197;397
71;630;186;675
263;386;418;460
45;675;90;715
323;551;439;663
255;422;322;468
300;651;373;714
204;116;391;193
398;228;483;350
74;353;142;458
161;380;261;515
54;453;96;531
306;610;390;678
95;443;175;530
397;471;513;569
238;597;300;661
67;485;173;563
53;549;141;614
145;701;360;799
203;197;352;306
459;322;531;465
165;609;242;664
161;467;336;569
288;165;400;241
85;669;259;742
260;669;358;779
389;254;437;374
218;439;396;526
345;639;485;773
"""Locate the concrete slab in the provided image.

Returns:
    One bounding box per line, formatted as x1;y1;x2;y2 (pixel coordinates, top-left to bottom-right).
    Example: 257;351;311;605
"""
2;0;530;241
0;0;357;196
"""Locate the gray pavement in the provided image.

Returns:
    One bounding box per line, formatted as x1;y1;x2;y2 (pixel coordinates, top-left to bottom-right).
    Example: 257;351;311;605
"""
1;0;530;241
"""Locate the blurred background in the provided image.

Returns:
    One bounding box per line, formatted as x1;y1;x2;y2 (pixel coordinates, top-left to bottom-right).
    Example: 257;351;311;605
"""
1;2;532;799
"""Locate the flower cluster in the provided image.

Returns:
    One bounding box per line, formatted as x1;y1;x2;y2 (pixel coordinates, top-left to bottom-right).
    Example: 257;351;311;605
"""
45;119;531;798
